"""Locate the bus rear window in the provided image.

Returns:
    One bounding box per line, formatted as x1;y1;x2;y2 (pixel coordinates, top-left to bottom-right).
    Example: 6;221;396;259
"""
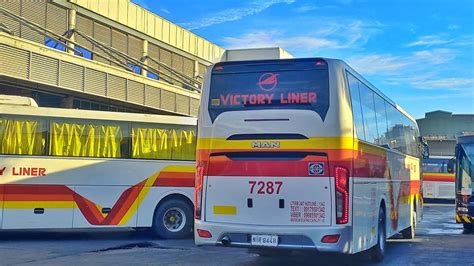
208;59;329;122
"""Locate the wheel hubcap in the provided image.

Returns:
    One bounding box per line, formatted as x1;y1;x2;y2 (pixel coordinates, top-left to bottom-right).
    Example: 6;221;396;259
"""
163;207;186;232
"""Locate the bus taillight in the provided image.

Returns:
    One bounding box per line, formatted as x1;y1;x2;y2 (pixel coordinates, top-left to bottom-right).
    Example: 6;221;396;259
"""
335;166;349;224
195;163;205;220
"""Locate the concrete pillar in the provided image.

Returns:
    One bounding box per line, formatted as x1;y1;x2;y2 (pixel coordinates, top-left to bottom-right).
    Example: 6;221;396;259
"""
67;8;77;55
141;39;148;77
194;60;200;78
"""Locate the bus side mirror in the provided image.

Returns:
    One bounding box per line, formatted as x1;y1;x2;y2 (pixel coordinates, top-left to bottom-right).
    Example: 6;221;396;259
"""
447;158;455;174
418;136;429;159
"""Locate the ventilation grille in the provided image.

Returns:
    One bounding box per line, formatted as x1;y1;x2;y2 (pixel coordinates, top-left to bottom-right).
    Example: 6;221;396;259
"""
161;90;175;112
128;80;144;104
0;44;29;79
93;21;111;65
128;35;142;60
190;98;200;117
183;57;194;77
85;68;106;95
108;74;127;100
1;1;21;36
176;94;190;115
20;1;46;44
60;61;84;91
31;53;58;85
145;85;161;108
76;15;93;50
46;3;67;36
148;43;160;70
111;29;128;54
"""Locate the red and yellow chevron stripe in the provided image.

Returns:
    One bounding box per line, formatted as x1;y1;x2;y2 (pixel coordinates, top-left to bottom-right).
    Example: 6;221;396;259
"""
0;165;195;226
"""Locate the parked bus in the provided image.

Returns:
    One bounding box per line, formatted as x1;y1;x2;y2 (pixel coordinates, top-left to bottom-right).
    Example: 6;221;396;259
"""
194;58;424;261
0;98;196;239
422;156;455;200
451;135;474;230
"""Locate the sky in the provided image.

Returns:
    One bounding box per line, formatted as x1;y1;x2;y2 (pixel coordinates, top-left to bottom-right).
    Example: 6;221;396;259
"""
133;0;474;119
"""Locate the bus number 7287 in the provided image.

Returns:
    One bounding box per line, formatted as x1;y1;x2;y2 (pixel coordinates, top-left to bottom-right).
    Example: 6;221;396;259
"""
249;181;283;194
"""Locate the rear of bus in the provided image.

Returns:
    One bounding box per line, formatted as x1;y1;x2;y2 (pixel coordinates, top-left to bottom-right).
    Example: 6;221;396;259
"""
194;58;355;253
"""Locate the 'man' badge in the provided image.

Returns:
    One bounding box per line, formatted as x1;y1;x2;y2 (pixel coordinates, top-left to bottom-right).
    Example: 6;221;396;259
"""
308;162;325;176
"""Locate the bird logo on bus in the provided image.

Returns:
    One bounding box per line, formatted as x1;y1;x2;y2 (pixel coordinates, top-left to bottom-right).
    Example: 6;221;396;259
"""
257;73;279;91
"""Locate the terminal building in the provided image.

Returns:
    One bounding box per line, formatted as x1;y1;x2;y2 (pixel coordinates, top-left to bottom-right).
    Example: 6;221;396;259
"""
0;0;226;117
417;110;474;156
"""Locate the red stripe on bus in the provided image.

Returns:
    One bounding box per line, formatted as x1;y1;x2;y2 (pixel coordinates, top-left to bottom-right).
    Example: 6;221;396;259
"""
423;175;455;182
153;172;195;187
3;184;74;201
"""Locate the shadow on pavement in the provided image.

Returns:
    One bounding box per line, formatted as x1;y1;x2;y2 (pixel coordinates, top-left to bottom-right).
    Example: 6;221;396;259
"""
0;228;156;241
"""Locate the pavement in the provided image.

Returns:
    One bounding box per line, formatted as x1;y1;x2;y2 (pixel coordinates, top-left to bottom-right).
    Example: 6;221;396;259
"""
0;204;473;266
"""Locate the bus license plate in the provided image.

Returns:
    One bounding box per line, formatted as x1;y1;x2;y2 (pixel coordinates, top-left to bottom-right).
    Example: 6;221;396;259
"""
251;234;278;247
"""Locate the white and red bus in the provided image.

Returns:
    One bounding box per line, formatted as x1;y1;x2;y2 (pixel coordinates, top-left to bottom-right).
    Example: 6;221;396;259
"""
0;97;196;239
422;156;455;200
194;58;423;261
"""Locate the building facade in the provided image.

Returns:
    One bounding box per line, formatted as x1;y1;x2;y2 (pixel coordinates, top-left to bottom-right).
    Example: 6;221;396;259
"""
417;110;474;156
0;0;225;116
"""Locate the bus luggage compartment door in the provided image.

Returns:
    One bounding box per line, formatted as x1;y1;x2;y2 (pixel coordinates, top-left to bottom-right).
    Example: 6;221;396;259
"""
204;153;332;226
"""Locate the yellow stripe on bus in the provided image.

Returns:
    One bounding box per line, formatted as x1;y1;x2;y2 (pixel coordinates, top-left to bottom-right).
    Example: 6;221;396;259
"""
213;205;237;215
3;201;77;209
423;173;455;177
197;136;355;150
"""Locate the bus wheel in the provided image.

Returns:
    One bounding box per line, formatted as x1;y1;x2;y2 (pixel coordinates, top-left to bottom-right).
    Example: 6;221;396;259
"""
152;199;193;239
401;208;416;239
369;207;386;262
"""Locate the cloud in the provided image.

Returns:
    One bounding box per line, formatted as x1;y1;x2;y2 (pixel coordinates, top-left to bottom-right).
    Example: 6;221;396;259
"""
398;90;474;101
347;48;458;76
181;0;296;30
294;5;336;13
223;31;337;50
410;78;474;90
222;19;383;52
160;8;171;14
447;24;460;30
294;5;319;12
406;35;451;47
412;48;457;64
346;54;408;75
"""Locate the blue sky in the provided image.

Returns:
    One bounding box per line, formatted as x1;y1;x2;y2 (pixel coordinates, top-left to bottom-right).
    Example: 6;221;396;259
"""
133;0;473;118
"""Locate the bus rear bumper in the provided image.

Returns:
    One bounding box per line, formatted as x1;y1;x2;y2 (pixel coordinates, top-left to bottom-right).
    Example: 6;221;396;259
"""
194;220;353;254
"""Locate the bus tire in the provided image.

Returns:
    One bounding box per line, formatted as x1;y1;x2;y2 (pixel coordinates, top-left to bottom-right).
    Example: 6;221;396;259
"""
369;206;386;262
401;208;416;239
152;198;193;239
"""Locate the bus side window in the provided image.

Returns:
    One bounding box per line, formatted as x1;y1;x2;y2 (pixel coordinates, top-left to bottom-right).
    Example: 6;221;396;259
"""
347;72;365;141
0;115;47;156
359;83;379;145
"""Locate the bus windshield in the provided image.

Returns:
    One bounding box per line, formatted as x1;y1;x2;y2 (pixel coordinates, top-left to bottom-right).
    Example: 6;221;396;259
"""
422;158;449;173
458;143;474;195
208;59;329;122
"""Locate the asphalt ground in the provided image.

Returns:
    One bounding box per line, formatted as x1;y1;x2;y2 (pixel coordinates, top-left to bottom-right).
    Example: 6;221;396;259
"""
0;204;472;266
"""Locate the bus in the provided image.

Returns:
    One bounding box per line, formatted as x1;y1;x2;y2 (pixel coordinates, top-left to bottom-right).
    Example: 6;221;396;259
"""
422;156;455;200
194;58;424;261
0;98;196;239
451;135;474;230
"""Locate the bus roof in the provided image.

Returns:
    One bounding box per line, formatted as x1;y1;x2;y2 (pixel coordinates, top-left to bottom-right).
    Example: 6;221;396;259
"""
0;95;38;107
0;105;197;126
458;135;474;144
